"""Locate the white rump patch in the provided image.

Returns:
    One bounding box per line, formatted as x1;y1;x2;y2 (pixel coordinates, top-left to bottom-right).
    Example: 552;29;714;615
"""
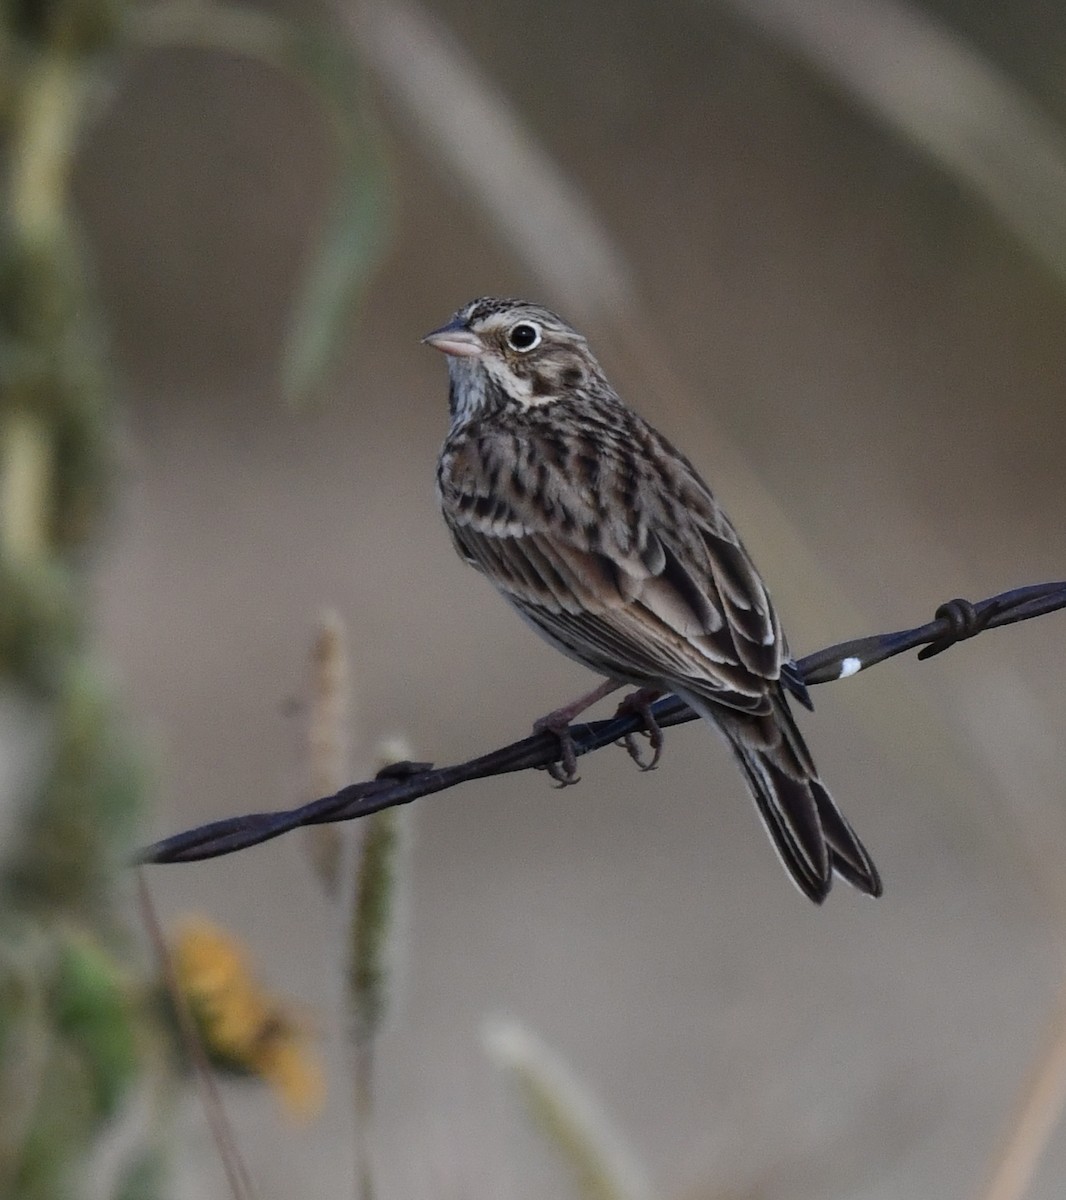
838;656;862;679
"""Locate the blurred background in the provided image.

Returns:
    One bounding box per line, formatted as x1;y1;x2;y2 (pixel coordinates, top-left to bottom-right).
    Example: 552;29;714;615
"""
4;0;1066;1197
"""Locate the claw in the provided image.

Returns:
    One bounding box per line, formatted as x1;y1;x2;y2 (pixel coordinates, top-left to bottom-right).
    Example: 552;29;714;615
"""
615;688;665;772
531;680;623;788
533;715;581;786
621;728;662;772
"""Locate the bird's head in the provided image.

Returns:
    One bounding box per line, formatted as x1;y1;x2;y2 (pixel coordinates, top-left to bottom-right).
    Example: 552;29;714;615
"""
423;297;602;423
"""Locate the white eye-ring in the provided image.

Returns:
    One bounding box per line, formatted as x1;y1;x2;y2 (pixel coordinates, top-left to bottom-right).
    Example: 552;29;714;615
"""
506;321;542;352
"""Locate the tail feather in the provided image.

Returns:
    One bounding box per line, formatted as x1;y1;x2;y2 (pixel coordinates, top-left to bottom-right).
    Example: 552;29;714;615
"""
729;738;831;902
677;687;882;903
811;779;883;897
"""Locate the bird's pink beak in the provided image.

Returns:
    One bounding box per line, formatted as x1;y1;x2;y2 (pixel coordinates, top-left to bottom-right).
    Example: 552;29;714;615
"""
421;320;484;358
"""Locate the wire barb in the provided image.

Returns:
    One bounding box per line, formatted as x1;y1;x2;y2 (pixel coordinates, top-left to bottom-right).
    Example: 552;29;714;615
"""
918;596;998;660
139;580;1066;866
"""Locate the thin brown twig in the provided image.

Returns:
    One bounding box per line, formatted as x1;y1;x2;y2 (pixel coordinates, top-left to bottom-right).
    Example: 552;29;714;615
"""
135;871;258;1200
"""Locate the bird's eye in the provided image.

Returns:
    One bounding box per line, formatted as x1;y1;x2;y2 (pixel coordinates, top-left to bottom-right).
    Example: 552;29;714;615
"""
506;321;541;352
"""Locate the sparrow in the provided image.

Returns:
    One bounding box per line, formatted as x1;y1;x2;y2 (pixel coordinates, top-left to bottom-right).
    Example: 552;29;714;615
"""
424;297;881;903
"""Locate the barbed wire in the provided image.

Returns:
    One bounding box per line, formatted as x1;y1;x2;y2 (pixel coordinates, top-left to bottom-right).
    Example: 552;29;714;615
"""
139;581;1066;865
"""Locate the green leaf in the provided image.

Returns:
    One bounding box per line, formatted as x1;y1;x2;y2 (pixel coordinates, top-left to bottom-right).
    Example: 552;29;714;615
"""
52;932;137;1123
485;1019;654;1200
281;130;388;406
125;5;390;405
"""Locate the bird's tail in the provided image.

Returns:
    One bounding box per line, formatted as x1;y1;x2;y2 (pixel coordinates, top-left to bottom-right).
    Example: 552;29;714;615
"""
680;689;882;903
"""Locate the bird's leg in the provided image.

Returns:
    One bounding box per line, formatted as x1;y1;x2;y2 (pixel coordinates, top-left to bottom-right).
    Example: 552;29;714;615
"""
615;687;666;771
533;678;623;786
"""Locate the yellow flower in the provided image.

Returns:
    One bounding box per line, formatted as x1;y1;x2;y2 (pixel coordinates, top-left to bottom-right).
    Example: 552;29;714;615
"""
253;1032;325;1122
172;917;323;1121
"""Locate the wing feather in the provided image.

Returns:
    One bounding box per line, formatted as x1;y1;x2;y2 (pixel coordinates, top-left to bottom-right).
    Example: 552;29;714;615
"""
439;414;788;709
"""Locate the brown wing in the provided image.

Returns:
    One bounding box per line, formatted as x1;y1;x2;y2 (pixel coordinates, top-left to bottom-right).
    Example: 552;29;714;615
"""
438;413;785;713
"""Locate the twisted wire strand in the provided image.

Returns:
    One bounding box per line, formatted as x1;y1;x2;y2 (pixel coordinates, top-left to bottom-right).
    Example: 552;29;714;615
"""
140;581;1066;865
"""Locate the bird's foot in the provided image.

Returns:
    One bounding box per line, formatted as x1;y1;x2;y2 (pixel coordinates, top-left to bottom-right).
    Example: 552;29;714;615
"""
533;711;582;786
616;688;665;771
532;680;621;786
